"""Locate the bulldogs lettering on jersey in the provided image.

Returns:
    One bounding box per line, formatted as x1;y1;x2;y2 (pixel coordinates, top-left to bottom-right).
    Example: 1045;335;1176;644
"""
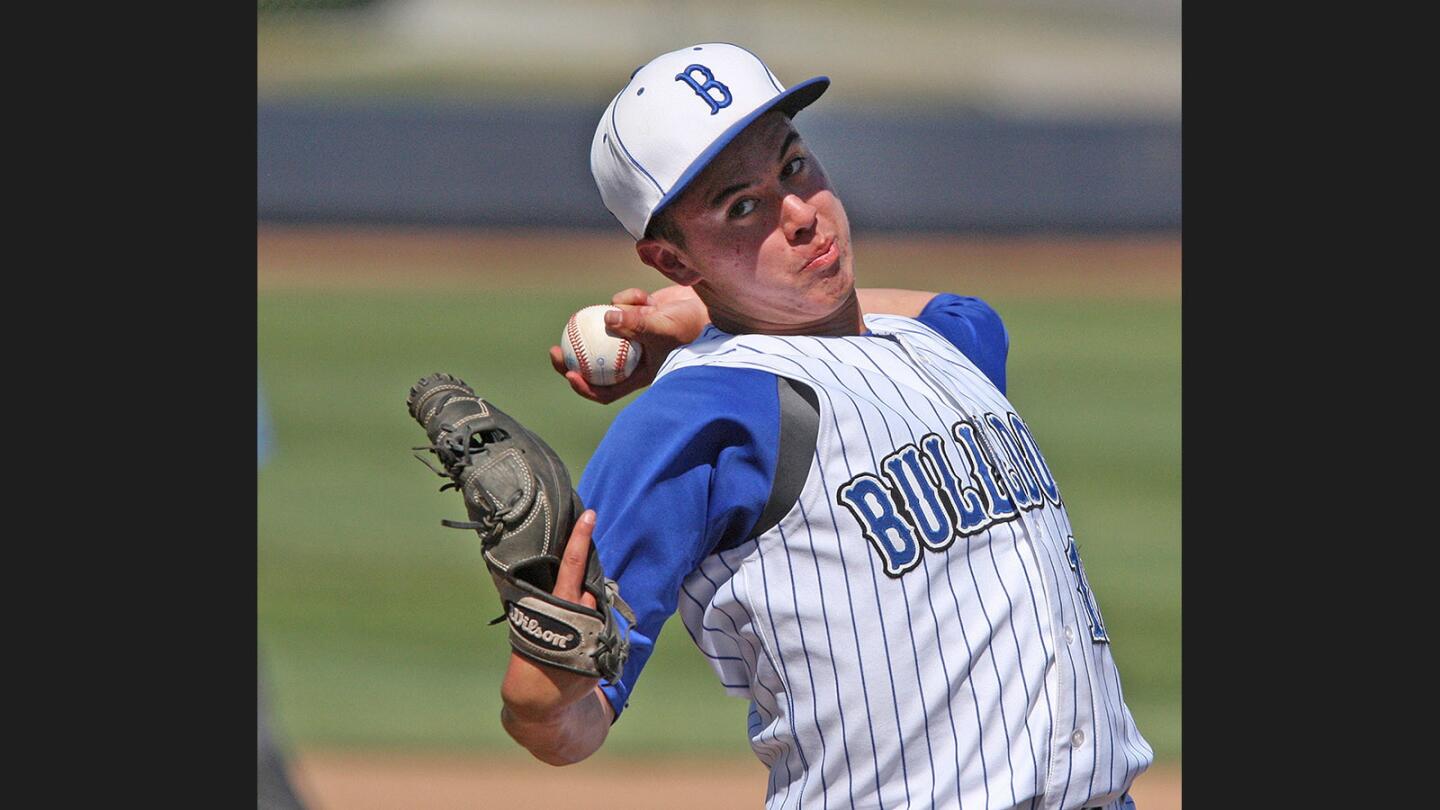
837;414;1059;577
658;313;1152;810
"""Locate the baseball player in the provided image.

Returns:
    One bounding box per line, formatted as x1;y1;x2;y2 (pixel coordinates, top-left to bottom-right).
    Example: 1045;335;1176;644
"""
503;43;1153;809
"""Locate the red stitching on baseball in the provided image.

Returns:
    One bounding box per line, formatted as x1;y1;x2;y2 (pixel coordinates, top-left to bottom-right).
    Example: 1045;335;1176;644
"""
614;336;629;377
567;316;591;379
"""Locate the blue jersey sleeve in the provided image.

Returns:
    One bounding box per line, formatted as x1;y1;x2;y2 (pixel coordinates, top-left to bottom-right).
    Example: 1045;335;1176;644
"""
579;365;781;721
915;293;1010;394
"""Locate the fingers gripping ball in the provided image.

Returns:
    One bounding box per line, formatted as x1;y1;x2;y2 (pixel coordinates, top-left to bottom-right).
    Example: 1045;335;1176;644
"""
562;305;642;386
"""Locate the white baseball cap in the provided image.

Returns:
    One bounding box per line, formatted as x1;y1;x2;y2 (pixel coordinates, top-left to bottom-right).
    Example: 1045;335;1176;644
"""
590;43;830;240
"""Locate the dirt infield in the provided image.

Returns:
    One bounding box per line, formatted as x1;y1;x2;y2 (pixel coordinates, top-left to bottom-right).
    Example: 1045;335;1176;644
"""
257;225;1180;300
293;750;1180;809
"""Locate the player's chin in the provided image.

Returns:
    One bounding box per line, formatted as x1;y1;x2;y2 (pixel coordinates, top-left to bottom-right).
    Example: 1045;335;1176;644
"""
811;272;857;315
816;255;855;296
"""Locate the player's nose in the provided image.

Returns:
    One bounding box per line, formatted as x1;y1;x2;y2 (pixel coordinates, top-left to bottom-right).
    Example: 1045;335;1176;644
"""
780;193;819;243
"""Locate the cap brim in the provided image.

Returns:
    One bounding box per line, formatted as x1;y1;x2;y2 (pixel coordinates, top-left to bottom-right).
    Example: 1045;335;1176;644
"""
646;76;830;232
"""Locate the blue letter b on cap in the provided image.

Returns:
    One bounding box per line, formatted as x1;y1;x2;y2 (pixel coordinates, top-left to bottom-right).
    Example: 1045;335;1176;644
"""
675;64;732;115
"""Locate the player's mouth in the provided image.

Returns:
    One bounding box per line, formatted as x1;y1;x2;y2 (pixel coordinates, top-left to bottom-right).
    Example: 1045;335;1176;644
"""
800;239;838;274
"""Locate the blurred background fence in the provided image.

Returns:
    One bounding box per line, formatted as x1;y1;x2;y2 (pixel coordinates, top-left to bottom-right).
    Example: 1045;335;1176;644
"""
258;101;1179;231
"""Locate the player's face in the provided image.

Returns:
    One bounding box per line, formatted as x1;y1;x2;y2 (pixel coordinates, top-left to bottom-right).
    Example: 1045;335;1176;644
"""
648;111;857;333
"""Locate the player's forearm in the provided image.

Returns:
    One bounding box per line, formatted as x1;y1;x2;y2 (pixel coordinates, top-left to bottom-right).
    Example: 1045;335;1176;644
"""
499;655;612;765
500;686;610;765
857;288;938;318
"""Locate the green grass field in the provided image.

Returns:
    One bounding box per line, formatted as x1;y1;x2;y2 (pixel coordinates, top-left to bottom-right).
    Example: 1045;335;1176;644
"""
258;273;1180;761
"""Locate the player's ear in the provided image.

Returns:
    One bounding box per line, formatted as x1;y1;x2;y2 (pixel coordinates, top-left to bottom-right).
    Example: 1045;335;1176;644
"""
635;238;701;286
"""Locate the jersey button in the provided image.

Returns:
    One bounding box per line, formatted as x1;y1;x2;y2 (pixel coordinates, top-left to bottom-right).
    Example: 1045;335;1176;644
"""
1071;729;1085;747
1063;626;1075;644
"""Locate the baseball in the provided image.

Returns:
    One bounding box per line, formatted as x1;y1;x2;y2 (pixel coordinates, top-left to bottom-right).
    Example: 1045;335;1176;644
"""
561;305;642;386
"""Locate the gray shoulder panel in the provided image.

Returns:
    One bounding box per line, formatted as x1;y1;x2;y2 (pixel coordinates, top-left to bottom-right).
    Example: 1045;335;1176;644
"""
748;376;820;541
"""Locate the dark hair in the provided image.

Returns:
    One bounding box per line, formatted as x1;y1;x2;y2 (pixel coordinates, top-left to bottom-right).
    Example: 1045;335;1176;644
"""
643;205;686;249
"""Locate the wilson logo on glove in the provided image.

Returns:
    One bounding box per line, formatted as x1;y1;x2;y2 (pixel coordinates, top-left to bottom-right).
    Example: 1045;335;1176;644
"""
506;602;581;651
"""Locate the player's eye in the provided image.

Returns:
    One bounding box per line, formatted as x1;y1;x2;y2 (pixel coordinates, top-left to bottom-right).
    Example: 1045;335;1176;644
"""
781;156;805;179
728;198;758;219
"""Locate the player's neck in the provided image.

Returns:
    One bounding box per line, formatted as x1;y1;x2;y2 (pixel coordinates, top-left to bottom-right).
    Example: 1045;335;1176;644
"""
706;289;864;337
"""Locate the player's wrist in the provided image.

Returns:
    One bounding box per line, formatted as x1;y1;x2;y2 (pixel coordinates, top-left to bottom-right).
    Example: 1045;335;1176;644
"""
500;680;610;765
500;697;564;727
501;654;599;719
500;686;583;731
650;283;700;303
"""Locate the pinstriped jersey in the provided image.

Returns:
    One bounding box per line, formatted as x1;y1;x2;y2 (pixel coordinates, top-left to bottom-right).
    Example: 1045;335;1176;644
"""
657;313;1152;810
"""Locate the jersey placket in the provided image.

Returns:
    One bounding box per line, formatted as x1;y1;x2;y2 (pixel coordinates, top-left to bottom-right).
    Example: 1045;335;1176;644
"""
885;327;1089;810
